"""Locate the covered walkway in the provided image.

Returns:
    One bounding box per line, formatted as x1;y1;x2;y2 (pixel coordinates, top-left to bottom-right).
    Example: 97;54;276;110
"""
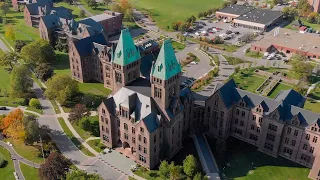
193;133;220;180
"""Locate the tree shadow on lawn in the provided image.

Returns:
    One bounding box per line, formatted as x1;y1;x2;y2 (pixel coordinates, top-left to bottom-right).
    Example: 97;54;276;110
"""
206;136;308;179
55;51;70;70
63;93;104;111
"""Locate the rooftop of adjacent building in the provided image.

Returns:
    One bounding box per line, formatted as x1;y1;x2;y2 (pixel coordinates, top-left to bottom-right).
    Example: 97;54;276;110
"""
235;8;283;25
216;4;255;16
252;28;320;55
87;11;122;22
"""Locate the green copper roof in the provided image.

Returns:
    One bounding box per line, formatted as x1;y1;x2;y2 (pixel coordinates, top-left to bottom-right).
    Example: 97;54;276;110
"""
151;40;181;80
112;29;140;66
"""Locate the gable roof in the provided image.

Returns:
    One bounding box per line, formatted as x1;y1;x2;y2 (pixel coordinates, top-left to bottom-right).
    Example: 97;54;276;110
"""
274;89;306;108
112;29;140;66
73;33;108;56
151;40;181;80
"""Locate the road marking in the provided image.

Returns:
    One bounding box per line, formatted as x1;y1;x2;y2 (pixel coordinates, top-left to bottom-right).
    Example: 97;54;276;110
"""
116;174;126;180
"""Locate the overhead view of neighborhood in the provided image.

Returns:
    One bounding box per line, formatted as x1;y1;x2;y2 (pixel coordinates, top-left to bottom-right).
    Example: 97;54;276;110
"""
0;0;320;179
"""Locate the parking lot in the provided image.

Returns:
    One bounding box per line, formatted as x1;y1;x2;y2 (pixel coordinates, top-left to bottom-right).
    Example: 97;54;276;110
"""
189;19;259;44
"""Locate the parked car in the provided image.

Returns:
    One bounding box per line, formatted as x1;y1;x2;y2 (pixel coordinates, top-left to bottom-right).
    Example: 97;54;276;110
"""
190;61;198;65
234;31;240;35
0;107;7;110
195;32;200;36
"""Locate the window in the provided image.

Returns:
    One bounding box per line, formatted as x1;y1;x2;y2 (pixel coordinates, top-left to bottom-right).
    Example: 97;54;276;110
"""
300;154;311;162
310;146;315;153
132;137;135;143
103;135;109;142
139;155;146;163
106;127;109;133
252;115;256;121
313;136;318;143
287;127;291;134
236;109;239;115
241;111;245;117
284;137;289;144
258;117;262;123
291;140;296;146
257;127;260;133
124;123;128;130
220;111;224;117
117;120;120;127
115;72;122;83
144;147;147;154
140;127;144;133
106;118;108;124
249;134;258;141
306;134;310;140
235;118;238;124
266;134;275;142
251;125;255;130
264;142;273;151
240;120;244;127
154;86;162;99
234;128;242;135
132;127;135;134
303;144;308;150
138;145;141;151
268;124;278;132
283;147;293;155
143;137;147;144
138;135;141;141
101;125;104;132
294;130;298;136
124;133;128;140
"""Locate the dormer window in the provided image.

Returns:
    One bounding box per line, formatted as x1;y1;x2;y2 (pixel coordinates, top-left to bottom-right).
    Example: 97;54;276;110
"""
239;102;245;107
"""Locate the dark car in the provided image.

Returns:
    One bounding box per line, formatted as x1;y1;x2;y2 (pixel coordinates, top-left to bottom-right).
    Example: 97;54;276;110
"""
235;31;240;35
0;107;7;110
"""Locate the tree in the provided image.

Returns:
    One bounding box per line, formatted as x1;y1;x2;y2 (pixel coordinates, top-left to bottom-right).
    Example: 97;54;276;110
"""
120;0;131;13
111;4;122;13
293;83;308;95
0;2;9;16
14;40;27;52
29;98;41;109
103;0;112;7
297;0;312;16
66;170;103;180
68;104;91;124
10;64;33;98
307;12;318;23
21;39;56;66
5;24;15;41
125;8;134;22
290;55;314;81
169;162;182;180
0;51;18;70
0;109;25;140
87;0;98;9
159;160;170;179
23;115;41;144
183;155;198;177
193;172;204;180
55;38;68;52
34;63;54;81
272;0;280;5
39;152;72;180
79;9;86;18
197;12;203;18
44;74;79;105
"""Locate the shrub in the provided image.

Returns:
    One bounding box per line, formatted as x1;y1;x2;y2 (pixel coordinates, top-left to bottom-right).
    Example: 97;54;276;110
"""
29;98;41;109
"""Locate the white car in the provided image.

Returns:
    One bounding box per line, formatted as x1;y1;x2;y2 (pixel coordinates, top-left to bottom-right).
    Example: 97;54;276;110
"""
195;32;200;36
190;61;198;65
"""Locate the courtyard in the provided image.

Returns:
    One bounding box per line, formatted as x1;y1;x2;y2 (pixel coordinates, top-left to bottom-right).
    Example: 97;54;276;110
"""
206;137;311;180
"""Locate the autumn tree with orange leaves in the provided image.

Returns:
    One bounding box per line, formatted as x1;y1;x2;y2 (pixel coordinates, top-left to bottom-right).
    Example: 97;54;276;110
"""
0;109;25;139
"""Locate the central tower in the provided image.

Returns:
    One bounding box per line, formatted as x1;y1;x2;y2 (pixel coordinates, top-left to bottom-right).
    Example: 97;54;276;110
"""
112;29;141;94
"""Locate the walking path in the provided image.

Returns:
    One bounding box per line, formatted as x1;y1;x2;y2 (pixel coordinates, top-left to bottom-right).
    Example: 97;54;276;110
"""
75;0;94;16
0;106;42;116
307;81;320;95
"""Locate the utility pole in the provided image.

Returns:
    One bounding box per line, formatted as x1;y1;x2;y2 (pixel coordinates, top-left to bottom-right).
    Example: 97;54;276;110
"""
39;134;45;163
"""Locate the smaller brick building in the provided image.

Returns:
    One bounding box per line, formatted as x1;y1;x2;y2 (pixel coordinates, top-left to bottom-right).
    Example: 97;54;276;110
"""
251;28;320;59
87;10;123;36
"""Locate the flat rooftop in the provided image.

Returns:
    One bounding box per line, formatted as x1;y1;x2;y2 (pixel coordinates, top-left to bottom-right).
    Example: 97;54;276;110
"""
216;4;255;16
252;28;320;55
87;13;117;22
235;8;283;25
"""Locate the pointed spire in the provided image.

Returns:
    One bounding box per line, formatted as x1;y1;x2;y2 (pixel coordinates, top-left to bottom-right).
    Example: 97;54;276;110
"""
112;29;140;66
151;39;181;80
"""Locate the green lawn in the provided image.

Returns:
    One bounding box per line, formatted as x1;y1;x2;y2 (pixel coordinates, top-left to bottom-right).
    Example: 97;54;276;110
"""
54;51;71;75
0;9;40;47
129;0;224;29
49;100;61;114
78;82;111;96
207;137;310;180
0;147;15;180
87;139;105;153
73;123;93;140
26;107;43;115
285;19;320;31
246;51;263;59
20;163;40;180
268;83;293;99
24;112;39;117
232;69;266;93
215;44;239;52
7;139;44;164
79;0;109;15
171;41;186;51
57;117;95;156
304;99;320;113
223;55;245;65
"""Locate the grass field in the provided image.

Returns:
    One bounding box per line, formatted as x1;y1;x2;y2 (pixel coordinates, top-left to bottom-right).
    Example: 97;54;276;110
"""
231;69;266;93
129;0;224;29
87;139;105;153
57;117;94;156
0;147;15;180
304;99;320;113
309;84;320;100
26;107;43;115
207;137;310;180
20;162;40;180
268;83;293;99
7;139;44;164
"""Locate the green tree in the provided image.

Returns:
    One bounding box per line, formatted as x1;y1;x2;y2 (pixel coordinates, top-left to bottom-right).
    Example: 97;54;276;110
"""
10;64;33;98
0;51;18;70
23;115;41;144
193;172;203;180
66;170;103;180
0;2;9;16
169;162;182;180
159;160;170;179
68;104;91;124
29;98;41;109
197;12;203;18
103;0;112;7
21;39;56;66
87;0;98;9
290;55;314;81
34;63;54;81
5;24;15;41
183;155;198;177
44;74;79;105
125;8;134;22
14;40;27;52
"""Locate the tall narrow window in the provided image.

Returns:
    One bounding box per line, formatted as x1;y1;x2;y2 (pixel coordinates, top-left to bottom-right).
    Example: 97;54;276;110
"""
115;71;122;83
154;86;162;99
